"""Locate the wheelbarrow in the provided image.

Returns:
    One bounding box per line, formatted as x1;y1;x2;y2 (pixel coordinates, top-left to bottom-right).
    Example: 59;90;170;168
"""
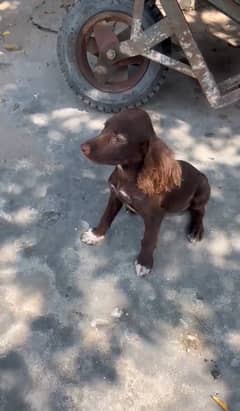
57;0;240;112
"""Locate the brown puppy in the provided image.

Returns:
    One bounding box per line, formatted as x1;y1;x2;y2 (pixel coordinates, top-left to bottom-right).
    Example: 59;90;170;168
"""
80;109;210;277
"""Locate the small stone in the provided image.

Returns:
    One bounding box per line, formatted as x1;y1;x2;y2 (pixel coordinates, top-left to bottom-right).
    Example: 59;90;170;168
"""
182;333;201;352
111;307;123;319
211;364;221;380
4;43;22;52
91;319;109;328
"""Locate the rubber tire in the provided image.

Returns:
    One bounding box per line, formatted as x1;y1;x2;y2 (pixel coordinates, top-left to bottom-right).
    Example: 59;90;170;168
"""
57;0;168;112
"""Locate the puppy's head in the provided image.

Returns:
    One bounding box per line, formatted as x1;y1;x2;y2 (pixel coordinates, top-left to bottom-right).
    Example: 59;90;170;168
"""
81;108;182;195
81;108;154;166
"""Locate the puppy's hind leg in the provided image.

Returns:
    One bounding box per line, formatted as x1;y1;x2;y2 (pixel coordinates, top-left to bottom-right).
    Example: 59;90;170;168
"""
187;176;210;243
136;211;164;277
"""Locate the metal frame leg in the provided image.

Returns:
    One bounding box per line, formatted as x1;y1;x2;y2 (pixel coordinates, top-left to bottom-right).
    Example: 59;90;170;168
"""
131;0;145;39
120;0;240;108
161;0;221;107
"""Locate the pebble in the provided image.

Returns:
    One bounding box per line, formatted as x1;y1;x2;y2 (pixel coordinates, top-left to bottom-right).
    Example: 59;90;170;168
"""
4;43;22;51
90;319;109;328
211;364;221;380
182;333;201;352
111;307;123;319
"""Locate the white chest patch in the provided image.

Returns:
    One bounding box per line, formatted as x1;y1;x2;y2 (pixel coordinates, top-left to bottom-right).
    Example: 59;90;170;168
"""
111;184;130;200
119;189;130;200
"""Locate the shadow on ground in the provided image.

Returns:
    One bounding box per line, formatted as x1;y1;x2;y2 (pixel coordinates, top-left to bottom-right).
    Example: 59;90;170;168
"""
0;91;239;410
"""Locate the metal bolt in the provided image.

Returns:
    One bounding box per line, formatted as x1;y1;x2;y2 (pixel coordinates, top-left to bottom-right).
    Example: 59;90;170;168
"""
106;48;117;61
93;65;107;75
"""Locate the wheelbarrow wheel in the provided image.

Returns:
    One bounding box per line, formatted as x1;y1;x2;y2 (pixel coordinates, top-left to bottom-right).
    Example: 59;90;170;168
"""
57;0;169;112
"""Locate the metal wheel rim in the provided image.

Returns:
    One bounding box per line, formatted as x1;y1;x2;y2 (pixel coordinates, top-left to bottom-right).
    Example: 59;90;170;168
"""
76;11;150;93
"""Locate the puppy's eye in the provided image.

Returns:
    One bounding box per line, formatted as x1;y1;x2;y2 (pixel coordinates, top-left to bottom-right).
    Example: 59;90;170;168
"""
111;134;126;144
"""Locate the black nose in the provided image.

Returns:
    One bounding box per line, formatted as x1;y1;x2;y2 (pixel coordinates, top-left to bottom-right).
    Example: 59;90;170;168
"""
81;143;91;156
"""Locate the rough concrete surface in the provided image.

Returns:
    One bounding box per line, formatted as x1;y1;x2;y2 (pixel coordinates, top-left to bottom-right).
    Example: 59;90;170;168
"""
0;1;240;410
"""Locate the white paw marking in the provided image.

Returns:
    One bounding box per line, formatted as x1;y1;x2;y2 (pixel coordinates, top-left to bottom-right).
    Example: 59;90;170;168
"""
135;261;151;277
187;234;197;244
81;228;104;245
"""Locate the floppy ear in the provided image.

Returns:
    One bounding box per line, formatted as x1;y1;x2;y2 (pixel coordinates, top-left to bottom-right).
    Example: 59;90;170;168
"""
137;138;182;195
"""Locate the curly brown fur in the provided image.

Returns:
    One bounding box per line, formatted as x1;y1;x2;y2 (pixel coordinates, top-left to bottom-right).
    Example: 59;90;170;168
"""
137;137;182;195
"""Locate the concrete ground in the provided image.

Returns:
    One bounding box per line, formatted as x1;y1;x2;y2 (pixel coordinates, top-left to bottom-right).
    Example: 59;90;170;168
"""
0;1;240;410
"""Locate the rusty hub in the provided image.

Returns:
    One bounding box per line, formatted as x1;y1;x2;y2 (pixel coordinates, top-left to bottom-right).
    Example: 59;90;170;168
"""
76;12;149;93
106;49;117;61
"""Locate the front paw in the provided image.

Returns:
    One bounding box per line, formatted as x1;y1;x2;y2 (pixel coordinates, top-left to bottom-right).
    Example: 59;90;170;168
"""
81;228;104;246
135;260;152;277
